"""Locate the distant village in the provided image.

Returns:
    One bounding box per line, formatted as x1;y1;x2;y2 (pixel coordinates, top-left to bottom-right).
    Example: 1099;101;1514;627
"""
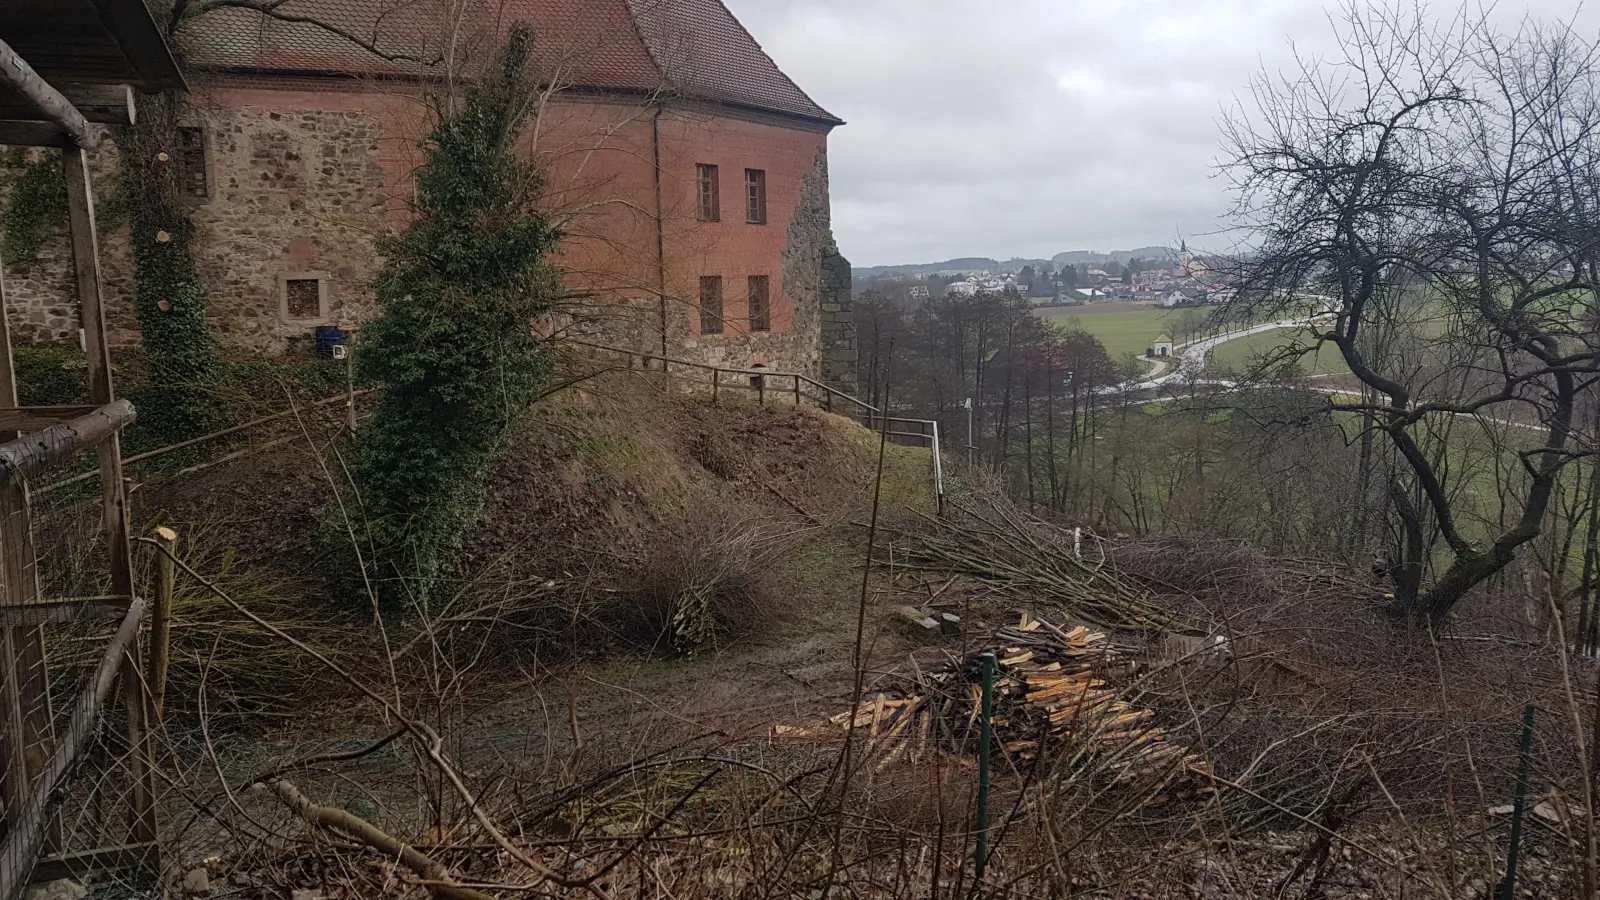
868;247;1233;310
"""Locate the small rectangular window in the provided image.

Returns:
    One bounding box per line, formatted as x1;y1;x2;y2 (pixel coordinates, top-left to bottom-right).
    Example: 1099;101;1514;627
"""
696;164;719;222
744;168;766;224
285;278;322;319
699;276;723;334
177;126;207;198
748;275;770;332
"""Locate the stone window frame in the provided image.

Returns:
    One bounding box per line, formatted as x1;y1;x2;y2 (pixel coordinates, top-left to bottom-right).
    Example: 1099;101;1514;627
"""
175;120;213;203
280;272;331;324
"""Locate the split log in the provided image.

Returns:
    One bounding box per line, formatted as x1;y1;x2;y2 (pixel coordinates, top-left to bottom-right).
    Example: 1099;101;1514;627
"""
780;612;1211;798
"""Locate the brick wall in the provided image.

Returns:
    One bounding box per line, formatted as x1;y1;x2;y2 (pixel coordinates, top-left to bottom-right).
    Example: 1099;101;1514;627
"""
656;112;835;378
0;81;850;388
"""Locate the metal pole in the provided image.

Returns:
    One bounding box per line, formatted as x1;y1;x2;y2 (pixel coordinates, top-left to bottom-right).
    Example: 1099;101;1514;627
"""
1498;704;1537;900
974;651;995;883
965;397;974;466
344;343;357;434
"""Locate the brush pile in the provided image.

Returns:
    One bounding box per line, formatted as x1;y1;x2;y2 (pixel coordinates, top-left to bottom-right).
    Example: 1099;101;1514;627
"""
779;613;1211;802
889;501;1182;632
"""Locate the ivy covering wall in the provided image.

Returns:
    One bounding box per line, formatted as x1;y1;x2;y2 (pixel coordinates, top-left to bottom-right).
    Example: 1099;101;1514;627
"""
0;149;66;265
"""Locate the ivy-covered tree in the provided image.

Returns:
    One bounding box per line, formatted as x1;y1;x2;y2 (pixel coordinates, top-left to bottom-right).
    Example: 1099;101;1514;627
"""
119;90;222;443
347;23;561;608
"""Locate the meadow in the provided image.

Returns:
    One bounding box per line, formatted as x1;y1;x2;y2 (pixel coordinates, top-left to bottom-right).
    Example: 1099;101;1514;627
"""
1204;326;1352;376
1034;302;1179;357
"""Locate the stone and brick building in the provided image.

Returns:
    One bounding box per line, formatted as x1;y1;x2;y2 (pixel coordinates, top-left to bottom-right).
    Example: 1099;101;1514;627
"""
3;0;858;391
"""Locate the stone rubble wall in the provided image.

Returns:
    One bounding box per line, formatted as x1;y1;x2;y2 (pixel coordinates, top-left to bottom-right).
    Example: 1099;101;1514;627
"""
819;245;857;396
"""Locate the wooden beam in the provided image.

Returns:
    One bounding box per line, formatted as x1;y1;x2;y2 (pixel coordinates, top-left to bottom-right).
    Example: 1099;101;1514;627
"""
63;149;127;576
63;147;155;855
0;39;97;150
86;0;188;92
0;265;54;849
0;84;133;126
0;599;131;628
29;842;157;884
0;407;99;434
0;253;16;443
0;121;75;149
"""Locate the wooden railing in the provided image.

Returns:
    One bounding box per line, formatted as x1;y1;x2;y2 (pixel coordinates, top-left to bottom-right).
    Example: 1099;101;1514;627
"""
26;341;946;514
35;389;369;496
558;338;945;513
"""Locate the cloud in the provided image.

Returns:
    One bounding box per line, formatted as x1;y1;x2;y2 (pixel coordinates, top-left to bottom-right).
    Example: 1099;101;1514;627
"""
723;0;1599;266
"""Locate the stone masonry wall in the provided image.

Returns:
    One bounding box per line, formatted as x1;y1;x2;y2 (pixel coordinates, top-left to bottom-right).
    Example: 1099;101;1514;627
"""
187;96;395;352
0;100;393;352
819;246;856;395
0;146;136;346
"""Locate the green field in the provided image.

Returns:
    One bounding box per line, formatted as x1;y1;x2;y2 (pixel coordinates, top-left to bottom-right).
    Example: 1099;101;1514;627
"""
1205;327;1351;376
1036;304;1182;358
1038;303;1351;375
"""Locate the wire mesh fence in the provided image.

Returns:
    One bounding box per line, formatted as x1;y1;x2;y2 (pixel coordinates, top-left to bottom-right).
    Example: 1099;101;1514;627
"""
0;402;157;898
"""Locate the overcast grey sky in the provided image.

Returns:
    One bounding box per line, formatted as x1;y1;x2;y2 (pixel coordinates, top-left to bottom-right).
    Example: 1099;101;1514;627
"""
724;0;1597;267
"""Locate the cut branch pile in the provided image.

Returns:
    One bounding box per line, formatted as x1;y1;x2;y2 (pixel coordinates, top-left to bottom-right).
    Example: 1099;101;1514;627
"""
889;502;1184;632
779;613;1211;802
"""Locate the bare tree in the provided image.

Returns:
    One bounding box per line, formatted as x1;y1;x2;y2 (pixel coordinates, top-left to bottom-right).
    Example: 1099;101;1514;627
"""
1222;2;1600;623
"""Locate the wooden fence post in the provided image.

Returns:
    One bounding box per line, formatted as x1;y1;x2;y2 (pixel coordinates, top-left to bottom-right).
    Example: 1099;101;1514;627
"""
712;369;720;403
793;375;801;406
148;527;175;722
67;146;157;854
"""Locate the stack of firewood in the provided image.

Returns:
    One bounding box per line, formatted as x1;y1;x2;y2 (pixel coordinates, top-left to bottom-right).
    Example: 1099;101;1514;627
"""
777;613;1210;801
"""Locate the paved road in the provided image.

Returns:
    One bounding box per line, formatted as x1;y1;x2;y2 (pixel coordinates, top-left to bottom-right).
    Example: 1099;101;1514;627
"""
1137;317;1327;387
1120;313;1544;436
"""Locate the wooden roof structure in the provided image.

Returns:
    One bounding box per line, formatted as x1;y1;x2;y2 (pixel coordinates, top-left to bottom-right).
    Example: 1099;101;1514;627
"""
0;0;183;87
0;1;181;895
0;0;183;147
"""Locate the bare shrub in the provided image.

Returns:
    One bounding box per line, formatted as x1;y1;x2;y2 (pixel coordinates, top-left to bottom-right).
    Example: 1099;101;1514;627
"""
614;503;788;654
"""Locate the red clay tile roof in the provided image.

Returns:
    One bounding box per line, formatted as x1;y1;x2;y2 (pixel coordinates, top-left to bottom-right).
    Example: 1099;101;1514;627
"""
177;0;841;125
